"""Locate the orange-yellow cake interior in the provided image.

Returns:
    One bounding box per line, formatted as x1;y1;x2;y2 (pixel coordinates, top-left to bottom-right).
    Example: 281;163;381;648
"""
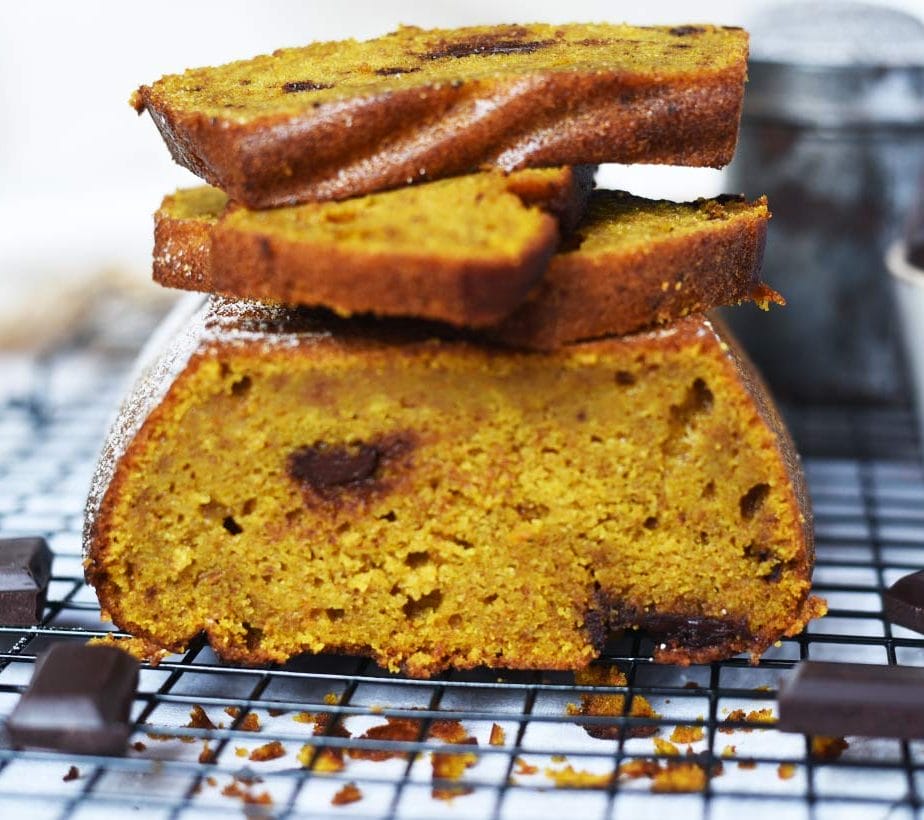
88;315;822;676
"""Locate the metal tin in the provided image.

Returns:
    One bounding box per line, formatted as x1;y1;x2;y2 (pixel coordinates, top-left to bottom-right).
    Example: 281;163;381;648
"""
723;1;924;403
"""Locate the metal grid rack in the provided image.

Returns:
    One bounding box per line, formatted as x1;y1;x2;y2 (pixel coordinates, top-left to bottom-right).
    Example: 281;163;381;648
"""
0;349;923;820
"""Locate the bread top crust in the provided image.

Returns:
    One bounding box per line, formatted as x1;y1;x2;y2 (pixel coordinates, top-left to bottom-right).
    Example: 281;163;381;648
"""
133;23;747;124
132;23;747;206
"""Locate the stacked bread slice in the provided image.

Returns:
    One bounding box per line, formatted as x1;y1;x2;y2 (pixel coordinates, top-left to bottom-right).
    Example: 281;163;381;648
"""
85;23;824;677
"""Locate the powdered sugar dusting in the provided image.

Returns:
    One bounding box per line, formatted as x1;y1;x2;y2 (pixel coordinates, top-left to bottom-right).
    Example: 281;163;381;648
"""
82;295;333;560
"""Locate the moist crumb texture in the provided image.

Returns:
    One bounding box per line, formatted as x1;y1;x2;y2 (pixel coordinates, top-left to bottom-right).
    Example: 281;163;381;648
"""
84;302;822;677
152;167;594;327
132;23;748;207
152;183;770;343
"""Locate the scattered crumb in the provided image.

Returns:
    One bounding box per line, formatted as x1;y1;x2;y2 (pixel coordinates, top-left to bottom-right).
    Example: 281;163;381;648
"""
331;782;363;806
324;693;339;705
221;780;272;806
225;706;241;719
721;745;736;758
188;706;217;731
267;708;286;717
86;634;170;666
131;741;147;753
313;712;350;739
514;757;538;776
571;666;661;739
370;704;384;714
294;712;314;724
550;754;567;763
811;736;849;760
618;758;662;780
198;741;216;764
432;750;478;800
304;746;345;773
429;719;473;745
146;730;186;743
754;685;772;692
206;776;217;787
348;716;420;761
670;724;704;744
249;740;286;762
489;723;506;746
683;681;701;689
738;759;757;770
63;766;79;782
653;738;680;756
778;763;796;780
545;765;614;789
239;713;262;732
747;708;776;726
236;747;249;758
720;707;774;734
651;761;707;793
719;708;746;734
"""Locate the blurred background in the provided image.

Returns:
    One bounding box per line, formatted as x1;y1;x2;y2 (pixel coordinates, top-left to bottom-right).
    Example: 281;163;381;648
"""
2;0;924;421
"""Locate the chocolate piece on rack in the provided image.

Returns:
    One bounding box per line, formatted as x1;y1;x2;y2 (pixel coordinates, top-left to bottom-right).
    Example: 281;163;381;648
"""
908;240;924;271
7;643;139;755
0;537;53;626
883;570;924;634
779;661;924;738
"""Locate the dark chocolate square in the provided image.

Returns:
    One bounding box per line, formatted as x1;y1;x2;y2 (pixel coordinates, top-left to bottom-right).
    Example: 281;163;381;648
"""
0;537;53;626
7;643;139;755
883;569;924;635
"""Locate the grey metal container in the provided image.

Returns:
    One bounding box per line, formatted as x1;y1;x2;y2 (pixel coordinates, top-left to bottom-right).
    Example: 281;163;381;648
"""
723;1;924;403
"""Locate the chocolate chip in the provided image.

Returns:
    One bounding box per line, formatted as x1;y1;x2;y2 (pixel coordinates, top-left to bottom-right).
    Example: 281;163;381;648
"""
669;26;706;37
642;613;748;648
374;66;421;76
422;37;554;60
739;483;770;520
289;442;380;489
282;80;334;93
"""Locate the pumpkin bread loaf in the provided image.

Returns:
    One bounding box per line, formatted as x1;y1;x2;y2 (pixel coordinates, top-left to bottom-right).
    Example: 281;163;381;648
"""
154;184;773;342
153;167;593;327
84;298;824;676
132;23;748;208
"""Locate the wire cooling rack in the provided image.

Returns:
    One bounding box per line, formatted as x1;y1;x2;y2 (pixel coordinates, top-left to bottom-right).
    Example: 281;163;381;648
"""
0;347;923;820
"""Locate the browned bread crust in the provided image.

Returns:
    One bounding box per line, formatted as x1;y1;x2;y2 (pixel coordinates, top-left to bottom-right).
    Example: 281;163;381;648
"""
153;168;593;327
492;192;776;349
154;185;773;342
84;298;824;676
132;23;748;208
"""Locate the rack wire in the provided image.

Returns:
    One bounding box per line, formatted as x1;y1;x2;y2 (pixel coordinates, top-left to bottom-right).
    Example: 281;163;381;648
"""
0;346;922;820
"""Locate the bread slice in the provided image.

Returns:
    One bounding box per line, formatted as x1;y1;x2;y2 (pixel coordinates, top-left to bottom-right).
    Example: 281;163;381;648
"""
493;191;776;348
153;167;593;327
154;183;772;341
84;297;824;677
132;23;748;208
